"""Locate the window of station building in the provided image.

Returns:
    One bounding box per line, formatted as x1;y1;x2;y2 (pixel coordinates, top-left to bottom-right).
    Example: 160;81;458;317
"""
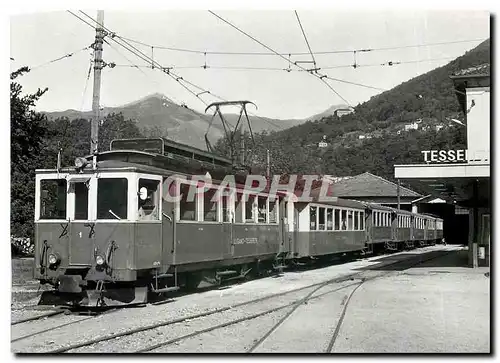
360;211;365;230
310;206;317;230
138;178;160;221
97;178;128;219
179;183;196;221
72;182;88;220
203;188;218;222
246;195;256;223
334;209;341;230
354;211;359;230
341;210;347;230
40;179;67;220
269;198;278;224
318;207;326;230
326;209;333;230
257;196;267;223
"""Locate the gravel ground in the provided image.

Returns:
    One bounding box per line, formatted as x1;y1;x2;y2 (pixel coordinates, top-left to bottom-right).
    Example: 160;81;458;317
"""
11;245;466;353
331;267;490;353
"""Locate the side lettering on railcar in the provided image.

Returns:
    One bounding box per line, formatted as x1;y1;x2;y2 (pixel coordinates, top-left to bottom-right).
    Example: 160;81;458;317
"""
233;237;258;245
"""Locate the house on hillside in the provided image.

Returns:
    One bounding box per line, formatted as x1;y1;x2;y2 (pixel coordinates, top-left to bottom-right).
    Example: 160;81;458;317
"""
334;107;355;117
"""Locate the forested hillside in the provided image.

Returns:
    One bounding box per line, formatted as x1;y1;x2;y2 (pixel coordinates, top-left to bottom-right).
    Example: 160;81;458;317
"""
215;39;489;183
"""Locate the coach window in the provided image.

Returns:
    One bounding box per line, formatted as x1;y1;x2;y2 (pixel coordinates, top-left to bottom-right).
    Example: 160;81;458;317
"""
222;191;232;223
317;207;325;230
40;179;67;220
360;211;365;230
341;210;347;230
203;188;218;222
310;206;317;230
334;209;340;230
138;179;160;221
179;183;196;221
257;196;267;223
269;197;278;224
97;178;128;219
327;209;333;230
354;211;359;230
347;210;353;230
234;193;244;223
246;195;256;223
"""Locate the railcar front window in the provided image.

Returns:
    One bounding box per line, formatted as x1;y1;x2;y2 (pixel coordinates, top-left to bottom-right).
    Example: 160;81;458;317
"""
138;179;160;221
318;207;325;230
40;179;67;219
73;182;88;220
180;183;196;221
235;193;244;223
360;212;365;230
354;211;359;230
97;178;128;219
222;192;231;223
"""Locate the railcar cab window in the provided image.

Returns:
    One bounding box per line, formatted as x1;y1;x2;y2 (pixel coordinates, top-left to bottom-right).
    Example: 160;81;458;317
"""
235;193;244;223
360;211;365;230
179;183;196;221
97;178;128;219
347;210;353;230
138;179;160;221
222;190;232;223
72;182;89;220
40;179;67;219
354;211;359;230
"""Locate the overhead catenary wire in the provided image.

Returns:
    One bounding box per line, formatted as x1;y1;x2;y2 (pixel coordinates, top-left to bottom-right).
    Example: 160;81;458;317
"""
294;11;317;70
118;33;486;56
208;10;352;107
29;45;90;71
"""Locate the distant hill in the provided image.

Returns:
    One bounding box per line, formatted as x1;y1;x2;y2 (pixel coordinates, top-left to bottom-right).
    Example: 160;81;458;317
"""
43;93;328;150
224;39;490;183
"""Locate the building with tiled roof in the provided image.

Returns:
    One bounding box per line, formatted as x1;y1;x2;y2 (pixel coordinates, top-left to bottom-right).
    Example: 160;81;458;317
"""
311;172;422;210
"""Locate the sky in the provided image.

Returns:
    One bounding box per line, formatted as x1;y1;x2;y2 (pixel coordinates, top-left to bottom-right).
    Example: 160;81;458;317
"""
10;9;490;120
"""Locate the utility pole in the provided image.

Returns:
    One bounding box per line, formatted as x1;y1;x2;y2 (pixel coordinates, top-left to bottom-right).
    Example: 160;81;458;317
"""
90;10;105;156
266;149;271;178
239;114;245;166
397;179;401;210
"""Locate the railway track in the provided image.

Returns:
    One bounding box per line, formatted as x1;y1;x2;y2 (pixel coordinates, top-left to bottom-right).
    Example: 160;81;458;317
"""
33;248;450;353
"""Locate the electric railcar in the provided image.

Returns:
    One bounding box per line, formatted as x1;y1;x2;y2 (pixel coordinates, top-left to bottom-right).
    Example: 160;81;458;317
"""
34;138;443;306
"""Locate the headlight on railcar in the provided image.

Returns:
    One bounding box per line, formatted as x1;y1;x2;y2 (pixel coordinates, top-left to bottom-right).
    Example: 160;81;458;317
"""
48;253;60;267
95;255;106;266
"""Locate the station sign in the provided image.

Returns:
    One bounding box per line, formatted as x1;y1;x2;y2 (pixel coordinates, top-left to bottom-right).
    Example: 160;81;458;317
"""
421;149;490;163
421;149;467;163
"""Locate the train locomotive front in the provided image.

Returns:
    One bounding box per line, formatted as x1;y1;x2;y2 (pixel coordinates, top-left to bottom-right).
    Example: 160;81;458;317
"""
34;158;168;306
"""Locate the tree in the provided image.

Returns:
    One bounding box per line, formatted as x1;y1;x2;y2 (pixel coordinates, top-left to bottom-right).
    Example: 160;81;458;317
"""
11;67;50;238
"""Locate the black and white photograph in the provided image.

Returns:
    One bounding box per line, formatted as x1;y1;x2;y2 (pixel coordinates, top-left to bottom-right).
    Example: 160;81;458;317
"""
9;5;491;354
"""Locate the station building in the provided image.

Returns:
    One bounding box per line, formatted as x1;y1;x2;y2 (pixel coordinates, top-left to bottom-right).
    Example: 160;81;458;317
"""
394;63;491;267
